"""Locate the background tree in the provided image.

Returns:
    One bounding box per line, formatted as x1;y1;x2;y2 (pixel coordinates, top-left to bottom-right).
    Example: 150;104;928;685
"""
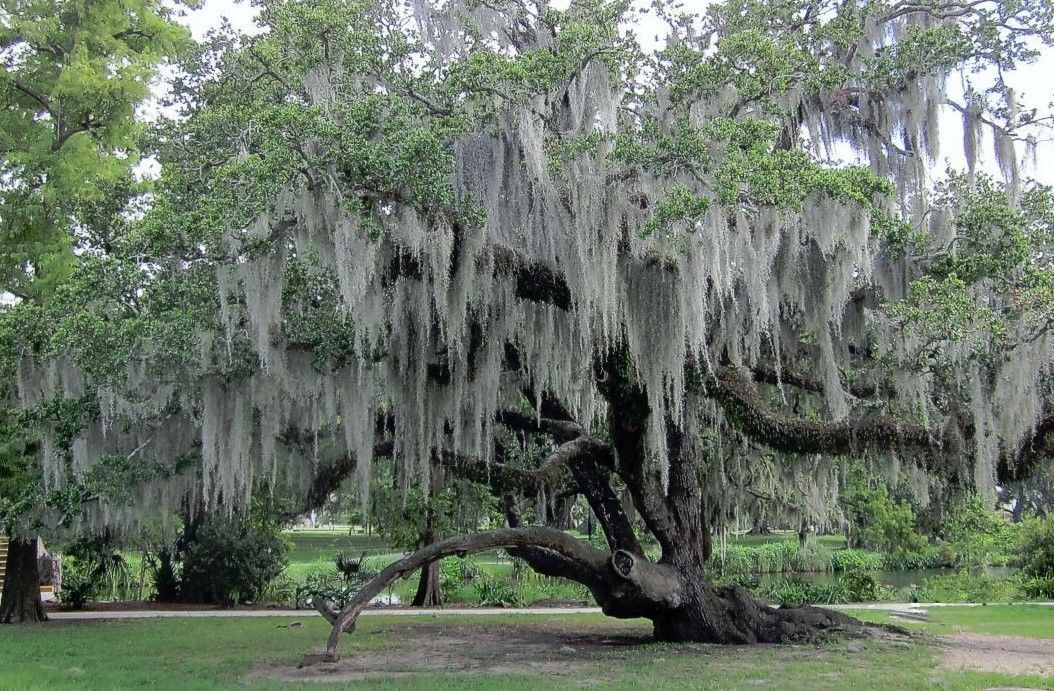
6;0;1054;653
370;465;497;606
0;0;190;623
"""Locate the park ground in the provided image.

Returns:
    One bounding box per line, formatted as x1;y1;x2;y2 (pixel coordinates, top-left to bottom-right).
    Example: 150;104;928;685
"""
1;605;1052;689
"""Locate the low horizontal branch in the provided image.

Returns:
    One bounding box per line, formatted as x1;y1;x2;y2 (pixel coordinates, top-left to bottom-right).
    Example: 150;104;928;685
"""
711;366;935;456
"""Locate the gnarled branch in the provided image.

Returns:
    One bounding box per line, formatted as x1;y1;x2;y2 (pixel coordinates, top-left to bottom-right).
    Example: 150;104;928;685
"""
318;527;613;658
710;366;935;455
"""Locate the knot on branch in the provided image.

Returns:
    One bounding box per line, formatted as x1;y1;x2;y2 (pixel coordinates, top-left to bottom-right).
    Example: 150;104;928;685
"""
610;549;637;580
608;549;682;609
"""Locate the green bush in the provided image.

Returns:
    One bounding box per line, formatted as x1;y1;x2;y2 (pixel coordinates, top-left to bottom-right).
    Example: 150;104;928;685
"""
474;573;524;607
58;559;98;610
259;574;301;606
296;569;376;609
1017;514;1054;579
177;510;288;606
830;549;884;572
1022;575;1054;599
439;556;479;591
881;546;947;570
59;536;134;608
842;569;893;602
757;576;851;606
713;541;834;575
937;496;1016;567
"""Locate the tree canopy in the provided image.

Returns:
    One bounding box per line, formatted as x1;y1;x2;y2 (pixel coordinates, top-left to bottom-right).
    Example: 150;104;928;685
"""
0;0;192;299
3;0;1054;646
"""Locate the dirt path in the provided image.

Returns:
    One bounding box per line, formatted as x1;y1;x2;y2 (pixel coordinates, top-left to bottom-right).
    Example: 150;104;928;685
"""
941;633;1054;678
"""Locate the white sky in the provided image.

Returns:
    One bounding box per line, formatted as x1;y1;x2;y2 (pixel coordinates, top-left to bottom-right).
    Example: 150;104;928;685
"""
180;0;1054;186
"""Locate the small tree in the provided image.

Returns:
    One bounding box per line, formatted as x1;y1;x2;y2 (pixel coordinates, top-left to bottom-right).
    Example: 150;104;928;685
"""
937;495;1015;566
1018;514;1054;580
841;469;926;559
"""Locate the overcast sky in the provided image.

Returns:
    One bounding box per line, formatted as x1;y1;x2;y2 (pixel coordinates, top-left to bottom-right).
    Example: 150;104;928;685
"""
177;0;1053;184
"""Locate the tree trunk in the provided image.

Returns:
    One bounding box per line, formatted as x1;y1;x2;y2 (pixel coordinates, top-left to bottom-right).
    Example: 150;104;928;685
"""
595;352;858;645
411;560;443;607
411;467;445;607
748;518;772;535
0;537;46;624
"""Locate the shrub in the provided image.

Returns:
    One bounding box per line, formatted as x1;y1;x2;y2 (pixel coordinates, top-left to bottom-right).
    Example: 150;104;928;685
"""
59;536;134;608
757;577;851;606
830;549;884;572
58;559;98;610
937;495;1016;567
151;550;180;602
259;575;301;606
841;569;892;602
474;574;524;607
177;509;288;606
1017;514;1054;579
439;556;479;591
1023;575;1054;599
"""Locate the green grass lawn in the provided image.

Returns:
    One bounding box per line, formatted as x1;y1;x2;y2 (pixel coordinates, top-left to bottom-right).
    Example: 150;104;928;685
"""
1;607;1051;689
283;530;392;563
848;603;1054;639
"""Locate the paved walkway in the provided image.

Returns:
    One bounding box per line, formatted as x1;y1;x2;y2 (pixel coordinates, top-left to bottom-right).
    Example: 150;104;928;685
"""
46;601;1054;620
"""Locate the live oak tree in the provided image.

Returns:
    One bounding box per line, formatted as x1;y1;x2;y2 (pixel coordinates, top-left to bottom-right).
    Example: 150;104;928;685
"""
6;0;1054;651
0;0;190;623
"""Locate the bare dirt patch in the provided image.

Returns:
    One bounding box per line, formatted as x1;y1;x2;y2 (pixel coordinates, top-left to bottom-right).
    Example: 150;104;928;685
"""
941;634;1054;678
247;620;907;685
247;621;656;684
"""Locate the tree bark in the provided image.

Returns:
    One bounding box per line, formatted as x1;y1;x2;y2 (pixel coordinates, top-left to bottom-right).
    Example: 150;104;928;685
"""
411;560;443;607
0;537;46;624
411;465;445;608
596;351;859;644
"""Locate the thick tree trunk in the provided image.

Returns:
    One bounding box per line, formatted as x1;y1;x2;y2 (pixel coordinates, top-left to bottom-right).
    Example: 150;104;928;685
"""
0;537;46;624
647;559;856;643
748;518;772;535
594;351;858;645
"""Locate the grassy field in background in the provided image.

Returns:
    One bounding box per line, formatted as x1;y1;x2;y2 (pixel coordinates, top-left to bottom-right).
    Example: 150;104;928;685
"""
849;603;1054;639
2;607;1052;689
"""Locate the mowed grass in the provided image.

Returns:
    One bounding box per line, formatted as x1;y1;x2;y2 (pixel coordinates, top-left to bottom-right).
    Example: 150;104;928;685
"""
1;607;1052;689
282;529;391;564
848;603;1054;639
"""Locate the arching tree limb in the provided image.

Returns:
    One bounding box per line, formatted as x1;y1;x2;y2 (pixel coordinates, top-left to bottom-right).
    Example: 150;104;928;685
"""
319;527;609;657
316;526;681;660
